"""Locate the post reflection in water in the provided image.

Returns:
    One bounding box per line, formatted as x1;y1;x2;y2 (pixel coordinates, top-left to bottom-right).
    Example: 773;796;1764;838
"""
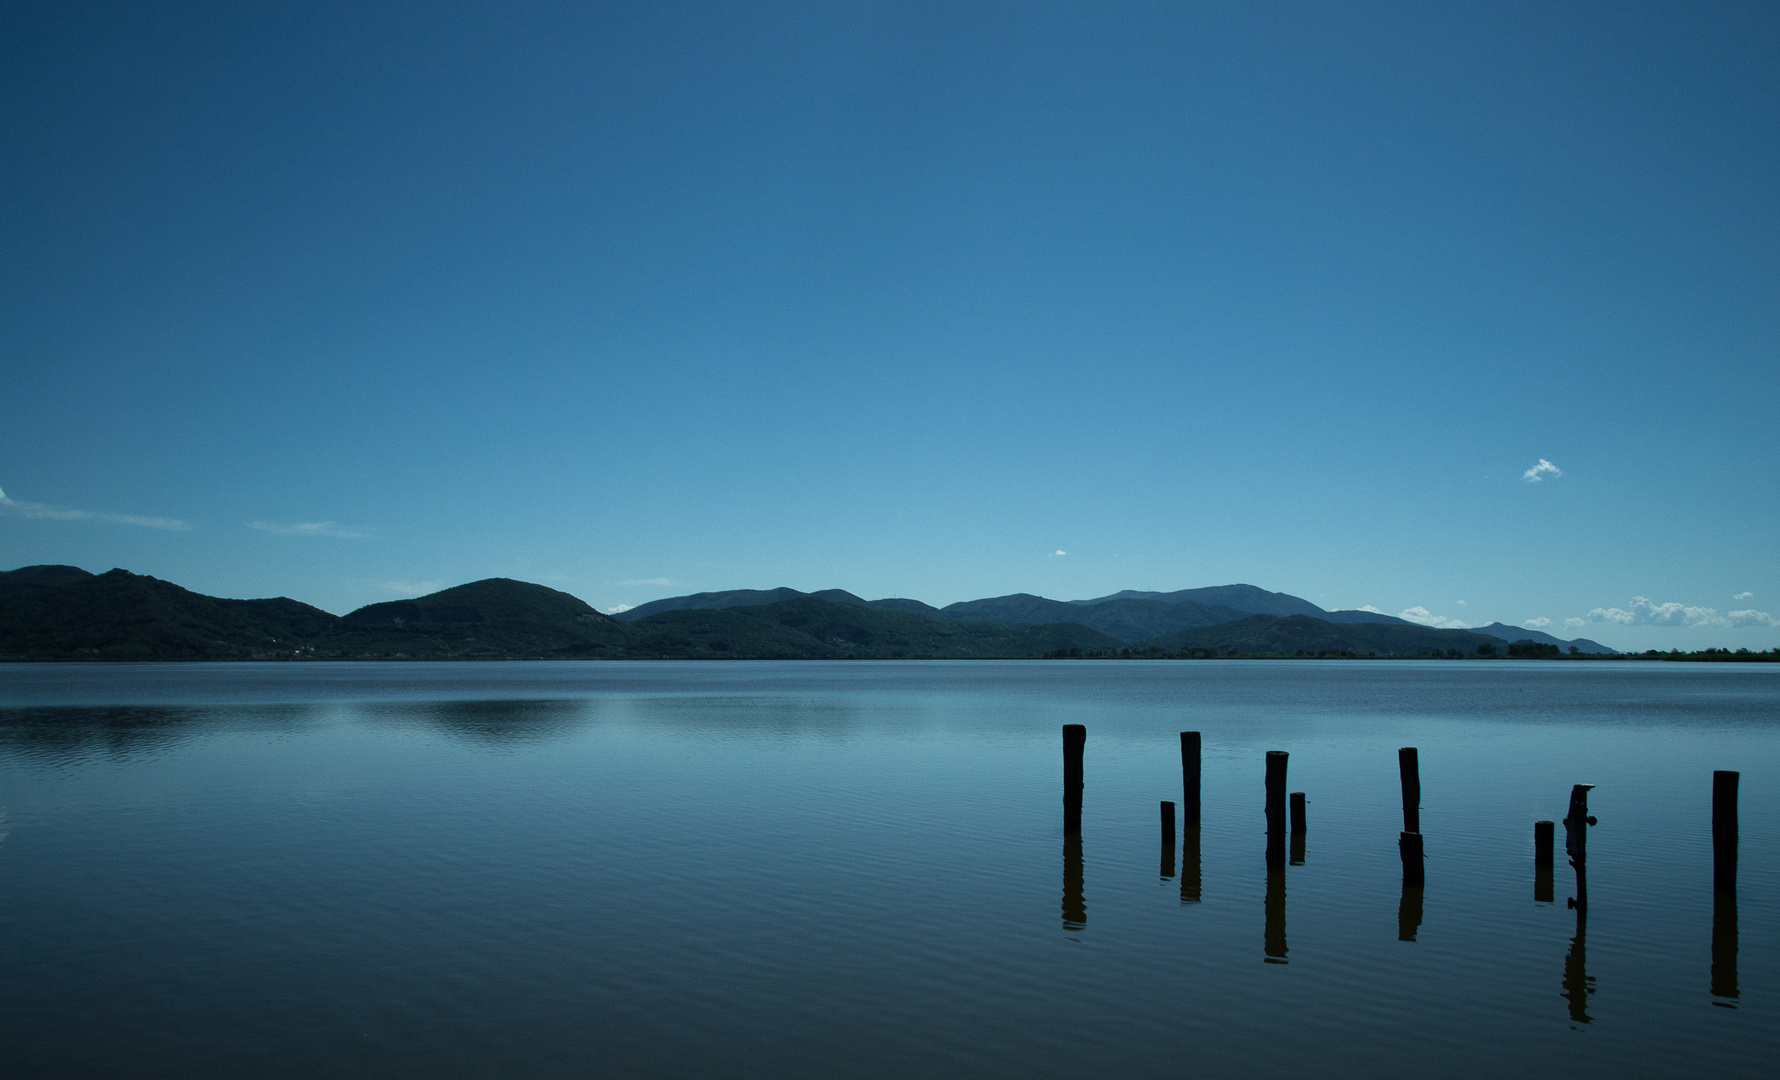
1289;831;1306;866
1561;892;1595;1024
1534;865;1554;905
1397;882;1424;942
1264;864;1287;964
1180;824;1201;904
1712;891;1739;1006
1159;841;1175;881
1062;832;1086;931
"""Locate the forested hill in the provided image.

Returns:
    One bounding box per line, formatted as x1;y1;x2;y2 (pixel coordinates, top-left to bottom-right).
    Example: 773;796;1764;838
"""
1;565;1621;661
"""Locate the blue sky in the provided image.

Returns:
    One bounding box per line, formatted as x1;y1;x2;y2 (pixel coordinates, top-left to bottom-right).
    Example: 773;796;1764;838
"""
2;1;1776;650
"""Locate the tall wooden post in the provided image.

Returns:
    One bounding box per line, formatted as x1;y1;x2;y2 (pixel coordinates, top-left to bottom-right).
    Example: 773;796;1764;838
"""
1398;747;1420;834
1180;731;1201;826
1564;784;1595;913
1160;800;1176;846
1714;770;1738;896
1264;751;1288;865
1063;724;1085;835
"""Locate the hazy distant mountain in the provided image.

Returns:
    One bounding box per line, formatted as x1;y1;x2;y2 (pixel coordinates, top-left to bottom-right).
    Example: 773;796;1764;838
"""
1139;614;1513;656
939;593;1246;642
1469;622;1617;655
1322;609;1414;625
614;588;810;621
332;578;629;658
1076;584;1325;618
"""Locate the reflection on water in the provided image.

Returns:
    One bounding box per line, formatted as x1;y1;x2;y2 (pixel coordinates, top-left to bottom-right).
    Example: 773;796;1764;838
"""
1179;824;1201;904
1289;830;1305;866
1264;863;1287;964
0;704;314;763
1398;882;1424;942
1534;865;1554;904
366;698;588;747
1159;841;1174;881
1562;898;1595;1025
1713;891;1739;1006
1061;832;1086;931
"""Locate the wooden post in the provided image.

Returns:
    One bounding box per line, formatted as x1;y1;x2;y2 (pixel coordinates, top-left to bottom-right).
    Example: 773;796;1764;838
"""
1714;770;1738;896
1398;747;1420;834
1397;879;1423;942
1063;724;1085;835
1712;890;1739;1004
1179;822;1201;904
1180;731;1201;826
1563;784;1595;913
1264;751;1288;865
1289;792;1306;833
1399;830;1424;884
1160;800;1176;846
1062;832;1086;929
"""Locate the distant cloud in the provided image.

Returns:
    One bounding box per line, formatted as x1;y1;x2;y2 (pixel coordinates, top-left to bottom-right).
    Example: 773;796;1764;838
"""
617;578;677;587
1455;600;1467;606
1524;617;1552;628
1576;595;1775;629
1357;605;1386;614
249;520;370;538
380;580;444;596
1735;591;1754;600
1564;617;1587;630
604;604;634;614
1398;606;1470;629
1050;550;1067;557
1521;458;1562;483
0;484;190;530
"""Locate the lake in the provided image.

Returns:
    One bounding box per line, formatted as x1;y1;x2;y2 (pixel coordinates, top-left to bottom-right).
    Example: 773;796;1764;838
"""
1;660;1775;1078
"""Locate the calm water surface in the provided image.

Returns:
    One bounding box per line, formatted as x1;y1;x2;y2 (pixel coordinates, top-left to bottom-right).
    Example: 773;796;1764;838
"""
1;660;1776;1078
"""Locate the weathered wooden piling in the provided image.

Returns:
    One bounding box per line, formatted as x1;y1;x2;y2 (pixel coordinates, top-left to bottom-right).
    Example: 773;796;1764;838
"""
1062;832;1086;929
1714;770;1739;896
1398;747;1420;834
1564;784;1595;912
1289;792;1306;833
1181;731;1201;826
1399;830;1424;884
1264;751;1288;865
1397;880;1423;942
1160;800;1176;846
1063;724;1085;834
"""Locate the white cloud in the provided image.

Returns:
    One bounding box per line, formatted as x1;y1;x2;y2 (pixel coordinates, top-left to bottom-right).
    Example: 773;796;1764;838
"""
1521;458;1562;483
1050;550;1067;556
1735;592;1754;601
604;604;634;614
1524;617;1552;628
249;520;370;538
1456;600;1467;606
0;485;190;530
380;580;444;596
1564;617;1587;630
1398;606;1471;629
1358;605;1386;614
1576;595;1775;629
617;577;677;586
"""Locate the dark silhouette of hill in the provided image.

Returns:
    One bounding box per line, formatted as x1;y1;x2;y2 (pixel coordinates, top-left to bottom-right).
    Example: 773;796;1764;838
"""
328;578;629;658
0;565;1622;660
0;566;337;659
625;597;1123;659
614;588;810;621
1138;614;1516;656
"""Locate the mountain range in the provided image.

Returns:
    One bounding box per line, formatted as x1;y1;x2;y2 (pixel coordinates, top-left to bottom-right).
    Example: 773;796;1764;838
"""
0;565;1617;661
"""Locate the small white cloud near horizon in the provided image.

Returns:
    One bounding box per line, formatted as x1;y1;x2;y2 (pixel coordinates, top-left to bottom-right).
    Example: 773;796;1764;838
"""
604;604;634;614
1050;550;1067;556
617;577;677;587
1456;600;1467;606
1357;604;1387;614
380;580;444;596
248;520;370;538
1522;458;1562;483
1524;617;1552;628
1399;606;1471;629
1735;591;1754;600
1575;595;1776;629
0;484;190;530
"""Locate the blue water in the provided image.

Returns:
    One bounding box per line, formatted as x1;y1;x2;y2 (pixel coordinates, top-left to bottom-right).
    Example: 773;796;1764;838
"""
1;660;1775;1077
